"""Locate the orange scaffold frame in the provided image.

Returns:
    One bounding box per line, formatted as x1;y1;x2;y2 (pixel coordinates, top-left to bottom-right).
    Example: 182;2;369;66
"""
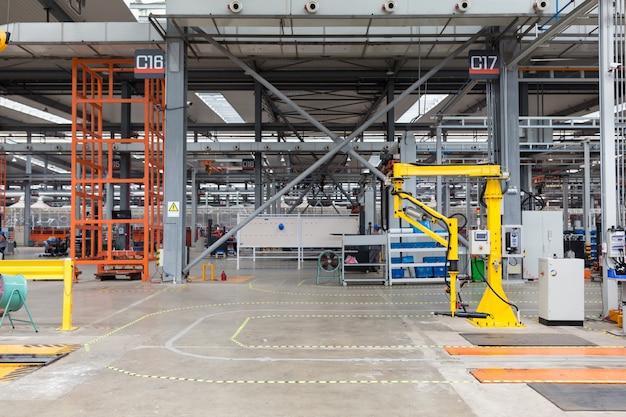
71;58;164;281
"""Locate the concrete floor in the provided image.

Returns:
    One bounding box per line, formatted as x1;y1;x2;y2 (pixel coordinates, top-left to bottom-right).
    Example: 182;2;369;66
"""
0;246;623;417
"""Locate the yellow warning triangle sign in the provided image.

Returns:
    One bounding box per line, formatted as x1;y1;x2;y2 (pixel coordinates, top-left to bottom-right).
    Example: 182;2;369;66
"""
168;202;179;212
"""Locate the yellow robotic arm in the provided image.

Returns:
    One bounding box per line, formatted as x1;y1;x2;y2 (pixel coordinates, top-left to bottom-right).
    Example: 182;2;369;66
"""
0;31;10;53
391;163;523;328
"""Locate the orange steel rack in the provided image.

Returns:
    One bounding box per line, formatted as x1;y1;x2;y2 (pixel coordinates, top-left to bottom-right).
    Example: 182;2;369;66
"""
71;58;164;281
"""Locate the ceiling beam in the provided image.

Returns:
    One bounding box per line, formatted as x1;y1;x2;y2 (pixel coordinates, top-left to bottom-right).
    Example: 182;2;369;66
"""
507;0;599;69
35;0;75;22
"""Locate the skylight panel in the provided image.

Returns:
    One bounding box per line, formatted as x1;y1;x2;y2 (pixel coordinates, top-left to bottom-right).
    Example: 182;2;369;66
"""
398;94;449;123
0;97;72;124
195;93;245;124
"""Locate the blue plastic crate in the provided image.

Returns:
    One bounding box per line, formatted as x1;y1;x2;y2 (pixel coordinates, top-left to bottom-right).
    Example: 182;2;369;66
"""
391;256;414;264
433;266;448;277
423;256;446;263
415;266;433;278
392;269;405;278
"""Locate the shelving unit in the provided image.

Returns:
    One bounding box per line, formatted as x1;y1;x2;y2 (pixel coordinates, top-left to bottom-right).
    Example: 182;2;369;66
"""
341;234;387;286
71;58;164;281
387;229;449;285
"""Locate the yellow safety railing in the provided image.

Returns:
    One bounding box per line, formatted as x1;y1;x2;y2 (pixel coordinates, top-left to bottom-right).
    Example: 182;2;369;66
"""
0;259;76;331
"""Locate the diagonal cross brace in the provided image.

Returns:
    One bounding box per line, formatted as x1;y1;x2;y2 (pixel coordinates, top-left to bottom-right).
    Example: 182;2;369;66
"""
182;27;484;274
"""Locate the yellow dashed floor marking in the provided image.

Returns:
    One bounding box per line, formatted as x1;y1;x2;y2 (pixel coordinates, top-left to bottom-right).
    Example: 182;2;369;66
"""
107;366;473;385
230;313;436;349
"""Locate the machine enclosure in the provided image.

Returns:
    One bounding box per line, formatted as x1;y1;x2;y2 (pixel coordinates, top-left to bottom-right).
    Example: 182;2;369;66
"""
538;258;584;326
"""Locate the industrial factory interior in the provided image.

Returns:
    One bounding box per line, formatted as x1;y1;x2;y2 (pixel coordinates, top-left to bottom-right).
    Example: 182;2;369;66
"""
1;0;626;415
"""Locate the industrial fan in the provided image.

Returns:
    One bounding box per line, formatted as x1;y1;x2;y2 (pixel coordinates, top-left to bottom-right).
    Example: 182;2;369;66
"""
316;249;341;284
0;273;37;331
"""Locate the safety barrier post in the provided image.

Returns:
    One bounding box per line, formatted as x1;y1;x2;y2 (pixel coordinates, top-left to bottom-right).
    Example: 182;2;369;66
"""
59;258;77;331
202;263;215;281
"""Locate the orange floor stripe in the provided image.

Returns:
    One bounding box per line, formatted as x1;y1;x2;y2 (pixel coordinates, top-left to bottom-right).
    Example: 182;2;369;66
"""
471;368;626;383
445;346;626;356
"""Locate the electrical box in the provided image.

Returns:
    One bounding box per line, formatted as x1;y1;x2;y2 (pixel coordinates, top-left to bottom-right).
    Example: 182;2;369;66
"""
607;229;625;258
470;229;490;255
502;225;523;258
538;258;584;326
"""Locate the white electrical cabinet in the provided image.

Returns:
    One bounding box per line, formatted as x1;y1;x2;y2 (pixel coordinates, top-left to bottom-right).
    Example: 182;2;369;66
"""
522;210;564;280
538;258;585;326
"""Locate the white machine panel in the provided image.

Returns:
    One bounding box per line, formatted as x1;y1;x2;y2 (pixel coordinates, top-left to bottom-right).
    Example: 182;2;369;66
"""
238;215;358;248
470;229;490;255
522;211;564;280
538;258;584;326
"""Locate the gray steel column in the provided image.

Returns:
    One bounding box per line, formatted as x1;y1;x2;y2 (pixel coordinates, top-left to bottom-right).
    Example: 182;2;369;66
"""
118;81;132;250
392;132;417;229
599;0;618;314
163;25;188;283
436;124;443;213
191;168;198;246
497;38;522;226
519;83;532;202
563;176;569;228
120;81;132;211
23;132;32;246
254;81;263;210
583;140;591;244
386;80;395;142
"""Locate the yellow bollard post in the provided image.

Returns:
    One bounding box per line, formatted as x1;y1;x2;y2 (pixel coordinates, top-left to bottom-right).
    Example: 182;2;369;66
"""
59;258;77;331
202;263;215;281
